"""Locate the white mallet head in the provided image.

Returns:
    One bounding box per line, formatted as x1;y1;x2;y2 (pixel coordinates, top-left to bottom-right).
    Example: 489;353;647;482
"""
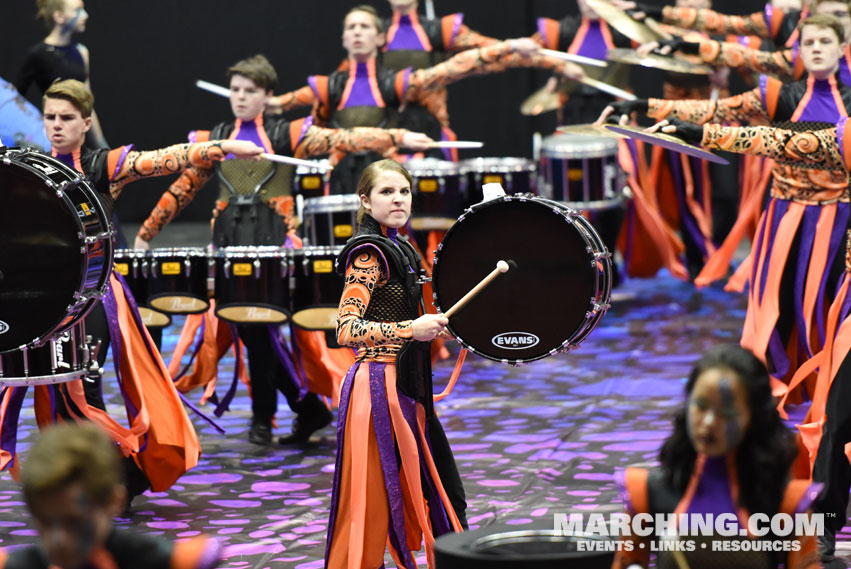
497;260;509;273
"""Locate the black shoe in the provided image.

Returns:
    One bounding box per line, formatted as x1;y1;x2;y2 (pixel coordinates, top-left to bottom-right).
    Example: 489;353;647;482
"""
248;422;272;445
278;405;333;445
122;456;150;513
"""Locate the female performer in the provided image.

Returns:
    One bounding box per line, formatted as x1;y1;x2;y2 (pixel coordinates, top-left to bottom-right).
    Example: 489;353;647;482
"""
328;159;464;568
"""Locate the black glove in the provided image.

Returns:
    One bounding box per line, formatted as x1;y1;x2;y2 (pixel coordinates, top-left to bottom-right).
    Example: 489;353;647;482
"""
655;36;701;56
665;117;704;145
608;99;650;120
626;2;664;20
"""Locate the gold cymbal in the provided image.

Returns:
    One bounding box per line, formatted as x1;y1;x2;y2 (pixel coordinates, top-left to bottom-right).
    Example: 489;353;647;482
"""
606;48;713;75
585;0;663;44
604;124;729;164
521;85;561;116
555;123;627;138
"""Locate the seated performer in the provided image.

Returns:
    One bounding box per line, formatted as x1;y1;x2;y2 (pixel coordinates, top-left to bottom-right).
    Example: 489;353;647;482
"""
600;15;851;403
612;344;821;569
0;77;262;508
134;54;433;446
0;422;222;569
269;4;583;194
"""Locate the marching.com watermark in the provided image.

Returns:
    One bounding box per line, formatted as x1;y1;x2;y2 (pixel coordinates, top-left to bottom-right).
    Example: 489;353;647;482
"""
553;513;825;552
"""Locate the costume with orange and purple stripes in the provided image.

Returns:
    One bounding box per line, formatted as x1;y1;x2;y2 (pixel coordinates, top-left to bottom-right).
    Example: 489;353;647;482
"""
660;4;804;48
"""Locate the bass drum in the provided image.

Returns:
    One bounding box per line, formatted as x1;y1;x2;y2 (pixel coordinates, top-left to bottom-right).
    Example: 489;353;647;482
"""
0;148;113;352
432;195;611;363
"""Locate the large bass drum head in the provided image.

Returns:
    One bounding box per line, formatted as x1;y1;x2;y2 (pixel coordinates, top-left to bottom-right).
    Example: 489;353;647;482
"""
432;196;610;363
0;156;85;351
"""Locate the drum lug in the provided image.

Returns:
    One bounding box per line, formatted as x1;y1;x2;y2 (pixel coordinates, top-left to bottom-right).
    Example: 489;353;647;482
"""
151;259;158;278
254;259;261;279
185;256;191;277
224;259;231;278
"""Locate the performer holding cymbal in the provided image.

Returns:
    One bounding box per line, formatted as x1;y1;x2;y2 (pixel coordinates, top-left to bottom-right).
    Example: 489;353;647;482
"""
329;159;468;567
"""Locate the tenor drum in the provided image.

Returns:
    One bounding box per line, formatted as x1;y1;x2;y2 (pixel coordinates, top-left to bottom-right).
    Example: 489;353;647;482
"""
0;322;92;385
0;148;113;353
432;195;611;363
302;195;359;247
406;158;465;231
112;249;171;328
147;247;210;314
539;134;624;210
290;246;345;331
460;157;537;206
214;246;292;324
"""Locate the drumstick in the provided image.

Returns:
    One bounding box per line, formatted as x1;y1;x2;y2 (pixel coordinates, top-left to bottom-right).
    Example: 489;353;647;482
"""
444;260;513;318
424;141;484;149
540;49;608;68
580;77;637;101
195;79;231;98
260;153;333;170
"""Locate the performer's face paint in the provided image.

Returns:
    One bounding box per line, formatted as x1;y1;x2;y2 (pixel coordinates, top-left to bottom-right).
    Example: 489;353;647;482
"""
43;97;91;154
800;24;844;79
361;170;412;228
56;0;88;34
815;1;851;44
229;74;270;122
686;368;751;457
343;10;386;62
29;480;122;569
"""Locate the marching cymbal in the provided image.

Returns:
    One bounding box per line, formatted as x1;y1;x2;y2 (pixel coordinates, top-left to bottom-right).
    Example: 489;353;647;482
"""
521;85;561;116
604;124;729;164
606;48;713;75
585;0;663;44
555;123;627;138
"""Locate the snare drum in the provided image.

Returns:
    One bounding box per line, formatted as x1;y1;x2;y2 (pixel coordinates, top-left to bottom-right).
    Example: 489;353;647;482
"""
432;195;611;363
0;148;113;353
460;157;537;206
0;322;91;385
406;158;465;231
290;246;345;331
112;249;171;328
214;247;292;324
147;247;210;314
539;134;624;210
302;195;359;247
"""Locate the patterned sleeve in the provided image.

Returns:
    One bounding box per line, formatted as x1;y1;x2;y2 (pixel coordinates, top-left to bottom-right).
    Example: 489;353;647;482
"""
136;166;215;242
269;84;317;112
701;123;846;170
662;6;771;37
337;248;414;348
697;39;794;79
443;13;499;51
406;40;569;98
296;125;406;159
648;87;769;125
108;141;226;199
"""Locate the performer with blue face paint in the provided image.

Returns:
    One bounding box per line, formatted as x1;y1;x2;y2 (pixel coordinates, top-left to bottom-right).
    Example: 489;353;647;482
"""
612;344;822;569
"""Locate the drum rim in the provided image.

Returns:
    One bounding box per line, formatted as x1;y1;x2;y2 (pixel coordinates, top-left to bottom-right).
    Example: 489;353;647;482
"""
541;134;618;158
459;157;536;174
404;157;461;175
214;246;289;257
150;247;208;256
432;194;611;364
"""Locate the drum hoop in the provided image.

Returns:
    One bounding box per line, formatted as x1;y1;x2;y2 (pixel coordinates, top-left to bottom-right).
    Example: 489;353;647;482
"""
405;158;461;176
215;246;289;258
432;194;610;364
150;247;208;257
459;157;536;174
541;135;618;159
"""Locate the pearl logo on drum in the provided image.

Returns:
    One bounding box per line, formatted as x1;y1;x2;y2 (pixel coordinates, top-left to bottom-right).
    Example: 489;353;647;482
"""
0;321;8;335
491;332;540;349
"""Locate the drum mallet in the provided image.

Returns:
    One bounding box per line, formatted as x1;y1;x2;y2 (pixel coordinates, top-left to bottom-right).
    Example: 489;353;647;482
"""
444;260;515;318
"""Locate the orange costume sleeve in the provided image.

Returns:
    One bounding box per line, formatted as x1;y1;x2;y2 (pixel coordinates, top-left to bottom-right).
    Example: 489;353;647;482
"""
648;86;770;125
137;166;215;242
701;122;847;170
695;39;795;79
108;140;226;200
661;5;775;38
269;84;317;113
404;40;573;100
440;13;499;51
336;248;413;349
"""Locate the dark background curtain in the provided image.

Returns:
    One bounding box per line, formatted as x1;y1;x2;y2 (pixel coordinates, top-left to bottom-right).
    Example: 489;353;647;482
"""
1;0;762;222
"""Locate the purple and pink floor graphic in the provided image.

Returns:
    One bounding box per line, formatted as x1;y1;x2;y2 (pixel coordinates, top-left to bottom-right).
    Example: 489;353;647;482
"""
0;271;847;567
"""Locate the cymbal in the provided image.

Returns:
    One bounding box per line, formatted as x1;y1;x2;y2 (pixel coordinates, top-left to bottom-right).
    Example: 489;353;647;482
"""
606;48;713;75
521;85;561;116
555;123;627;138
604;124;729;164
585;0;663;44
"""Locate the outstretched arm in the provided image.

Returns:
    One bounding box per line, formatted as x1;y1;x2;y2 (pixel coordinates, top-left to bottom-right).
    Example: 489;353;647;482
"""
296;125;431;158
647;87;770;125
135;165;215;246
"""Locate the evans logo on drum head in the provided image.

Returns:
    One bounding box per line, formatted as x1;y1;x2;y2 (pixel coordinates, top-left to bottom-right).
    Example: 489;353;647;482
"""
491;332;539;350
0;321;8;335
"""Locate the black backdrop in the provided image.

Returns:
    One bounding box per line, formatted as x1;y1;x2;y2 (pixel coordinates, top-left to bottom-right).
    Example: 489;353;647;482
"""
1;0;762;223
